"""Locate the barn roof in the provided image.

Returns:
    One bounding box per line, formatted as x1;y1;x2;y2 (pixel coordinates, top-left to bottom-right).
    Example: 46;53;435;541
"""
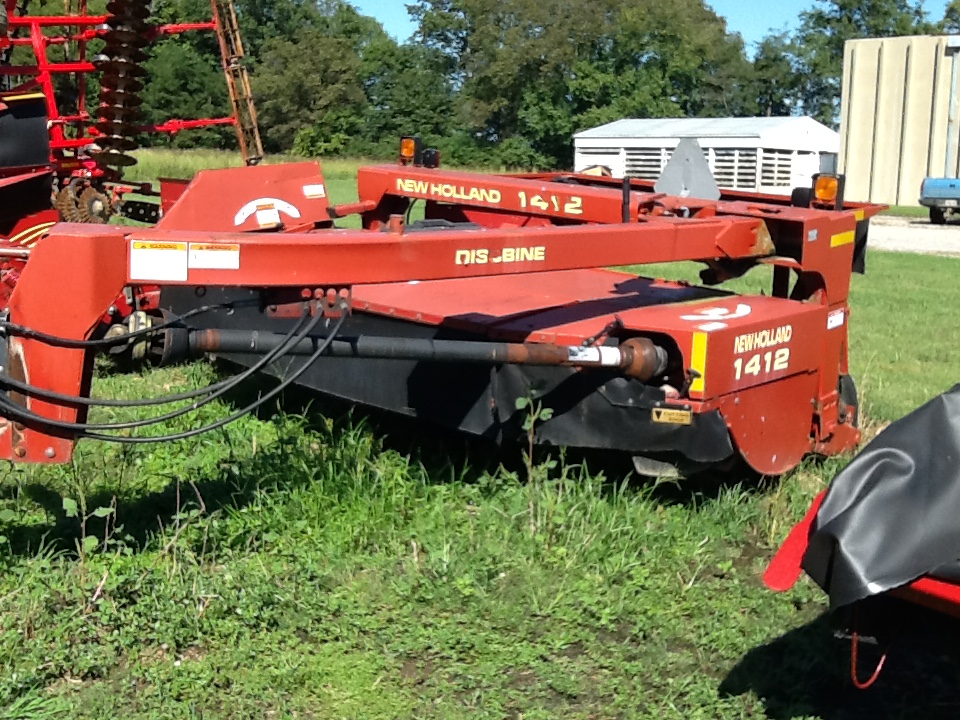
575;116;838;148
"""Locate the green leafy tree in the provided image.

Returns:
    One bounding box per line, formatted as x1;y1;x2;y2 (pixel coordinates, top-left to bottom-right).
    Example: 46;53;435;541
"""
131;0;239;148
793;0;935;125
412;0;617;142
351;43;455;155
410;0;757;167
613;0;757;119
753;33;800;117
254;27;366;152
320;4;455;155
232;0;329;60
941;0;960;32
140;40;234;148
247;2;453;157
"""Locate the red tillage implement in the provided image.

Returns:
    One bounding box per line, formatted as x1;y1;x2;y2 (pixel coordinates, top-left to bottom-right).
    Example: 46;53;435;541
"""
0;152;883;475
0;0;261;223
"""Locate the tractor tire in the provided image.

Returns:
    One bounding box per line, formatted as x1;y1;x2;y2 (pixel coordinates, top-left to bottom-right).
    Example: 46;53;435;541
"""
839;374;860;429
931;207;947;225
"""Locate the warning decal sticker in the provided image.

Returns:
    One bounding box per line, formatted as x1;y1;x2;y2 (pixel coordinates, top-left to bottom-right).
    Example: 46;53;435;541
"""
189;243;241;270
303;183;327;199
130;240;188;282
652;408;693;426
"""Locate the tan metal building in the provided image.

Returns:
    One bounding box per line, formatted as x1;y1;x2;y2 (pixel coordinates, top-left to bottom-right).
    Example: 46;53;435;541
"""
841;35;960;205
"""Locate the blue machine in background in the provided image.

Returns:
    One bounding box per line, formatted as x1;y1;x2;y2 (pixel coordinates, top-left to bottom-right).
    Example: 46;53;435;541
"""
920;177;960;224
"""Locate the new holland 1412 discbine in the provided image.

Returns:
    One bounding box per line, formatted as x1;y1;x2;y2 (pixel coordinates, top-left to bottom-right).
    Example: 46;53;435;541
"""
0;134;882;479
0;2;884;480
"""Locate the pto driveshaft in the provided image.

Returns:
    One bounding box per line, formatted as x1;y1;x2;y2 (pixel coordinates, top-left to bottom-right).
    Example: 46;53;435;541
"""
188;330;669;382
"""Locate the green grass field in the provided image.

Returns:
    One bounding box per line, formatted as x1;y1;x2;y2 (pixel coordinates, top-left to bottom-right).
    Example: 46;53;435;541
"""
1;152;959;719
883;205;928;219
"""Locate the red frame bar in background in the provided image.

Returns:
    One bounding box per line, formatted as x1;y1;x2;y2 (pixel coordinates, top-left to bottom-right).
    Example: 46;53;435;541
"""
0;5;236;175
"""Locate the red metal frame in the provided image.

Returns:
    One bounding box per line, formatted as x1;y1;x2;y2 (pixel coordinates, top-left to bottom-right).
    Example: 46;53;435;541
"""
355;164;876;460
0;161;884;470
892;579;960;619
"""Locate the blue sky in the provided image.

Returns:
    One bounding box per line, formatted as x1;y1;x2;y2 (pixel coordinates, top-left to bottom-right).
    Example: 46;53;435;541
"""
351;0;952;50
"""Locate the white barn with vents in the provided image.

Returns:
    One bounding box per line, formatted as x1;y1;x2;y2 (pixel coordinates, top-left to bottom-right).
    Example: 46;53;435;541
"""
573;117;841;195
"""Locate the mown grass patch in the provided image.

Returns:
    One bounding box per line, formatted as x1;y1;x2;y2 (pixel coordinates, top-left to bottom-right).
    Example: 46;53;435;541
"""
883;205;927;219
0;400;834;719
127;149;367;186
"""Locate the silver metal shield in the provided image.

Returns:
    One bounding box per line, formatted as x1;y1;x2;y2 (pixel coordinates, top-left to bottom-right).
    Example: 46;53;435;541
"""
654;138;720;201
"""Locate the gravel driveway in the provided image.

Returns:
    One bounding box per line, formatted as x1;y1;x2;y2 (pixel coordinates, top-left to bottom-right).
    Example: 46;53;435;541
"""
868;214;960;256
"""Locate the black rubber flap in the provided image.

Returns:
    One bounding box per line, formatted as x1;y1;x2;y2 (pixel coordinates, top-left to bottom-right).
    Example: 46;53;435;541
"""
803;385;960;608
0;96;49;170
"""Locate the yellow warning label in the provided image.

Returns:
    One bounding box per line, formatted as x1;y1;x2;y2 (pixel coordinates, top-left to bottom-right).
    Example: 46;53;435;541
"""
853;209;865;222
189;242;241;270
130;239;189;282
132;241;188;251
690;331;707;395
652;408;693;426
831;230;855;248
190;243;240;253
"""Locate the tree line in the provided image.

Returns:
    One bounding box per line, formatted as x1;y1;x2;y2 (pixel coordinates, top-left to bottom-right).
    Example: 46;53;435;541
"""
135;0;960;168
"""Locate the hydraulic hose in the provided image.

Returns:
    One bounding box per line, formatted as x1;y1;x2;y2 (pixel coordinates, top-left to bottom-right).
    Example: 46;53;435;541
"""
0;311;348;444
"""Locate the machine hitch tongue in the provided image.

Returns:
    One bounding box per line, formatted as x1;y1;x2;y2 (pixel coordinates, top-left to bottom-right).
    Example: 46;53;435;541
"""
187;331;669;382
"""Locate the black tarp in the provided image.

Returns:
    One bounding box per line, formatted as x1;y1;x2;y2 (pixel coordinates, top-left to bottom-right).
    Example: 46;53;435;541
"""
802;385;960;608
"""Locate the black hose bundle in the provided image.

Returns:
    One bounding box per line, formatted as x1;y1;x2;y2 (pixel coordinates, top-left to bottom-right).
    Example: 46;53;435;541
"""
0;302;348;445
